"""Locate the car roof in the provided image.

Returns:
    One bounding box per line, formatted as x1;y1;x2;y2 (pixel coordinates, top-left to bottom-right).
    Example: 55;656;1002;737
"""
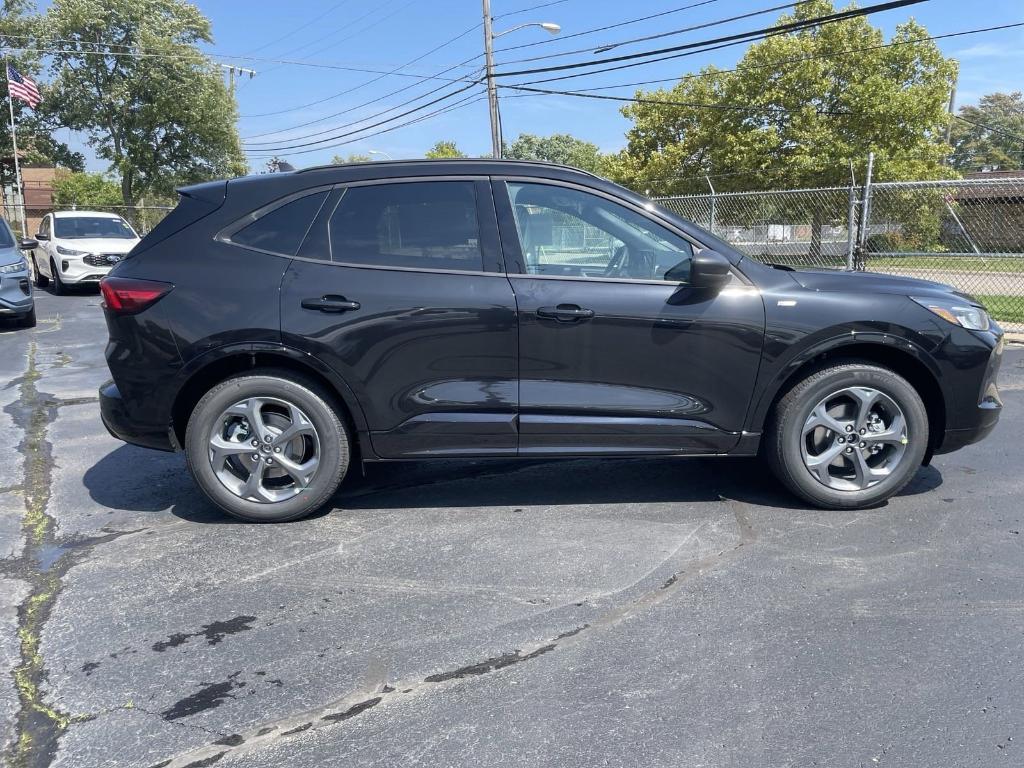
52;210;126;219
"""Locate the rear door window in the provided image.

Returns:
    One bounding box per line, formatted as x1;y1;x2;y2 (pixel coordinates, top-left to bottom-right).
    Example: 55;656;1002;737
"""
328;181;483;272
230;190;329;256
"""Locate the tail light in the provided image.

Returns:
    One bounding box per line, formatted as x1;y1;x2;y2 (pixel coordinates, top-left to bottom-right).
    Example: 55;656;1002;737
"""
99;277;173;315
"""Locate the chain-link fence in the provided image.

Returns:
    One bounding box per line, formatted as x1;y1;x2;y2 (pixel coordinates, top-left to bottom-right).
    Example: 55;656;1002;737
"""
0;200;173;240
658;176;1024;330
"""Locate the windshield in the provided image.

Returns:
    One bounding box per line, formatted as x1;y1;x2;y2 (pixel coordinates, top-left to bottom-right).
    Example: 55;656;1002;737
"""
0;218;14;249
53;216;137;240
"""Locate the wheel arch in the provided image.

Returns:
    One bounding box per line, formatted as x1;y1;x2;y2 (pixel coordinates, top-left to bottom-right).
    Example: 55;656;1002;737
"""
751;336;947;450
169;345;371;455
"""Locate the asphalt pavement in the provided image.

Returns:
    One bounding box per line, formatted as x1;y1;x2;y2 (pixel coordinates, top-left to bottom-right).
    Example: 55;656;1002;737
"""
1;288;1022;768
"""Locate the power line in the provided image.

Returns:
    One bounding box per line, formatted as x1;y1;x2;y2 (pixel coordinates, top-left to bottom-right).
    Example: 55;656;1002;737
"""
240;0;355;57
505;22;1024;91
246;92;488;159
493;0;929;78
494;0;571;21
261;0;409;65
495;0;810;67
243;80;484;153
243;67;485;145
239;24;482;121
497;83;852;114
953;114;1024;142
492;0;724;54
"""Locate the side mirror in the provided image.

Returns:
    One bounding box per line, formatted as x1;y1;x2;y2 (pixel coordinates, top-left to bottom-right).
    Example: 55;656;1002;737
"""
20;238;38;250
35;232;49;241
690;249;733;290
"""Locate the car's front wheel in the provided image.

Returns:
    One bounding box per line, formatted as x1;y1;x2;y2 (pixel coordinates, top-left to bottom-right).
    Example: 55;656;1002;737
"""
50;259;65;295
767;361;929;509
184;370;350;522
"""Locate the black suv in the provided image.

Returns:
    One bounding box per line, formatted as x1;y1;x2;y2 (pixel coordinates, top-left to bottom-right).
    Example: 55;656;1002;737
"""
98;160;1003;522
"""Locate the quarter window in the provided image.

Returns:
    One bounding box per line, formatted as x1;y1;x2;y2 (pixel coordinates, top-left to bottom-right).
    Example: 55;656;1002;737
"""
507;182;694;282
231;191;329;256
328;181;483;272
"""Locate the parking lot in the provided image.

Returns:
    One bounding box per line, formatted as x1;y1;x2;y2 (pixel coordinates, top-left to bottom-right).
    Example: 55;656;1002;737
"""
1;288;1022;768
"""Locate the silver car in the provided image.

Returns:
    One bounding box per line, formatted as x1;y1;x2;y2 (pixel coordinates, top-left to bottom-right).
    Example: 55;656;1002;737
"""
0;217;35;328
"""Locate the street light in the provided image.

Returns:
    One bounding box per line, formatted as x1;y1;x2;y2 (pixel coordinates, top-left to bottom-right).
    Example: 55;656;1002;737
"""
482;1;560;159
367;150;394;160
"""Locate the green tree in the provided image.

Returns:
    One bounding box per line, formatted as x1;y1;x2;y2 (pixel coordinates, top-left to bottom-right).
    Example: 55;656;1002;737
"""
425;140;465;159
608;0;958;195
505;133;607;173
51;171;123;207
950;92;1024;171
0;0;83;185
43;0;246;207
330;153;372;164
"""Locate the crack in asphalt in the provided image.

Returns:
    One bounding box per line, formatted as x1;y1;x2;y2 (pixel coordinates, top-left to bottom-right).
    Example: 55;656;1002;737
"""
141;499;758;768
2;341;144;768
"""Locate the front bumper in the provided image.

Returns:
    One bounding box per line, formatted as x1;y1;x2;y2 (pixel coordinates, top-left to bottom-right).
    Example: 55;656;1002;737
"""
934;329;1004;455
58;257;116;284
0;271;33;315
99;380;176;452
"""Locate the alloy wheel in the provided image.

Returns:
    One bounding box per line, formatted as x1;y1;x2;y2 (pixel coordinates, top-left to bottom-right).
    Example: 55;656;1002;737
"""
801;386;909;492
207;396;321;503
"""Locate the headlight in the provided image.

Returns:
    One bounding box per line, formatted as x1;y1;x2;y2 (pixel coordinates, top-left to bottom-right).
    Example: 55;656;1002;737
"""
0;257;27;274
911;296;990;331
56;244;87;256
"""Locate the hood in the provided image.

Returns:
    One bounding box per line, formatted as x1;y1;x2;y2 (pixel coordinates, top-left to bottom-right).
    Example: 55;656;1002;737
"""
55;237;139;254
789;268;975;302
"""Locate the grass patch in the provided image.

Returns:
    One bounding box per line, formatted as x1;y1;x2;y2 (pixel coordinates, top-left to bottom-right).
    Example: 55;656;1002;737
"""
976;295;1024;325
867;255;1024;273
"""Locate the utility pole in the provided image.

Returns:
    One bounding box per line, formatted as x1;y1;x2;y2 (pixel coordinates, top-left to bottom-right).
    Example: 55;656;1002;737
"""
220;64;256;96
944;70;958;162
481;5;561;159
482;0;501;159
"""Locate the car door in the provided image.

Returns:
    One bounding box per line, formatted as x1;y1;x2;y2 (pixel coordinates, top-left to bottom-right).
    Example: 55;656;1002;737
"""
279;177;519;459
494;179;765;456
35;215;51;277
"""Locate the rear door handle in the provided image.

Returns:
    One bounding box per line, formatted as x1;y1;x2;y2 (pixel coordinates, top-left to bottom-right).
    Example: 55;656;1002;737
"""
537;304;595;322
301;295;361;313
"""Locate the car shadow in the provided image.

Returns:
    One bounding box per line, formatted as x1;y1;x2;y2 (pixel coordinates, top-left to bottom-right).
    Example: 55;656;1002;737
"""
82;444;944;525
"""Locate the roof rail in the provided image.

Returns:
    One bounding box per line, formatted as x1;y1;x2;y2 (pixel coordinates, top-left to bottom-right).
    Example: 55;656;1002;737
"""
294;157;599;179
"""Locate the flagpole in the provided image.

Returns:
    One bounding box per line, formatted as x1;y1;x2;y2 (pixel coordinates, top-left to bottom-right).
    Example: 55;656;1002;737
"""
3;54;28;239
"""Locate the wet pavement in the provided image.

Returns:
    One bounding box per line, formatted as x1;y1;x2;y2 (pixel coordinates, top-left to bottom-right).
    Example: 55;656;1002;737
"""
1;289;1022;768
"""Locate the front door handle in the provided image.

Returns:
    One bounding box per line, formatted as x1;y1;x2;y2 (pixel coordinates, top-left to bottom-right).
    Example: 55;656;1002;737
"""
537;304;595;322
301;295;361;313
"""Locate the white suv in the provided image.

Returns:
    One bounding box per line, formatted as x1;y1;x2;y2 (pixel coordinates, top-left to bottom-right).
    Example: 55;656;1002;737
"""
31;211;141;294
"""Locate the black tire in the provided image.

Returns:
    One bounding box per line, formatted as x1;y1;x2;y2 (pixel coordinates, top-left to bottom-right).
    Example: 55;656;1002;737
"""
32;255;48;288
184;370;350;522
18;307;36;328
766;361;929;510
50;259;65;295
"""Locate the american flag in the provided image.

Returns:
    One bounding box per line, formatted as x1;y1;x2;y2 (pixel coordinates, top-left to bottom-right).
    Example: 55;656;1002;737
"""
6;64;41;109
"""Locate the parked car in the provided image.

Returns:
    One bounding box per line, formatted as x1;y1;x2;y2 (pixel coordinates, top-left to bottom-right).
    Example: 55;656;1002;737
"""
30;211;140;294
98;160;1003;522
0;217;36;328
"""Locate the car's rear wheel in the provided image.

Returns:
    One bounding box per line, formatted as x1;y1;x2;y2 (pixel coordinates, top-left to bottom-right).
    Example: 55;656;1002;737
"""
50;259;65;295
32;255;48;288
185;370;350;522
767;362;928;509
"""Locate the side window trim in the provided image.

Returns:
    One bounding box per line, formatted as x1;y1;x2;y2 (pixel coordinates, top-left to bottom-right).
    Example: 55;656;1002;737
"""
492;177;712;285
311;176;504;276
215;185;333;257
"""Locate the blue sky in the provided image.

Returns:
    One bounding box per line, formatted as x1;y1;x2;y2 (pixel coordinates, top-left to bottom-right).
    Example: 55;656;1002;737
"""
57;0;1024;172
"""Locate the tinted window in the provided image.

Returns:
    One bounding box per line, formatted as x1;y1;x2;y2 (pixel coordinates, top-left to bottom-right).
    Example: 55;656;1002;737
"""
231;191;329;256
0;218;14;248
508;183;693;282
329;182;482;271
54;216;137;239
